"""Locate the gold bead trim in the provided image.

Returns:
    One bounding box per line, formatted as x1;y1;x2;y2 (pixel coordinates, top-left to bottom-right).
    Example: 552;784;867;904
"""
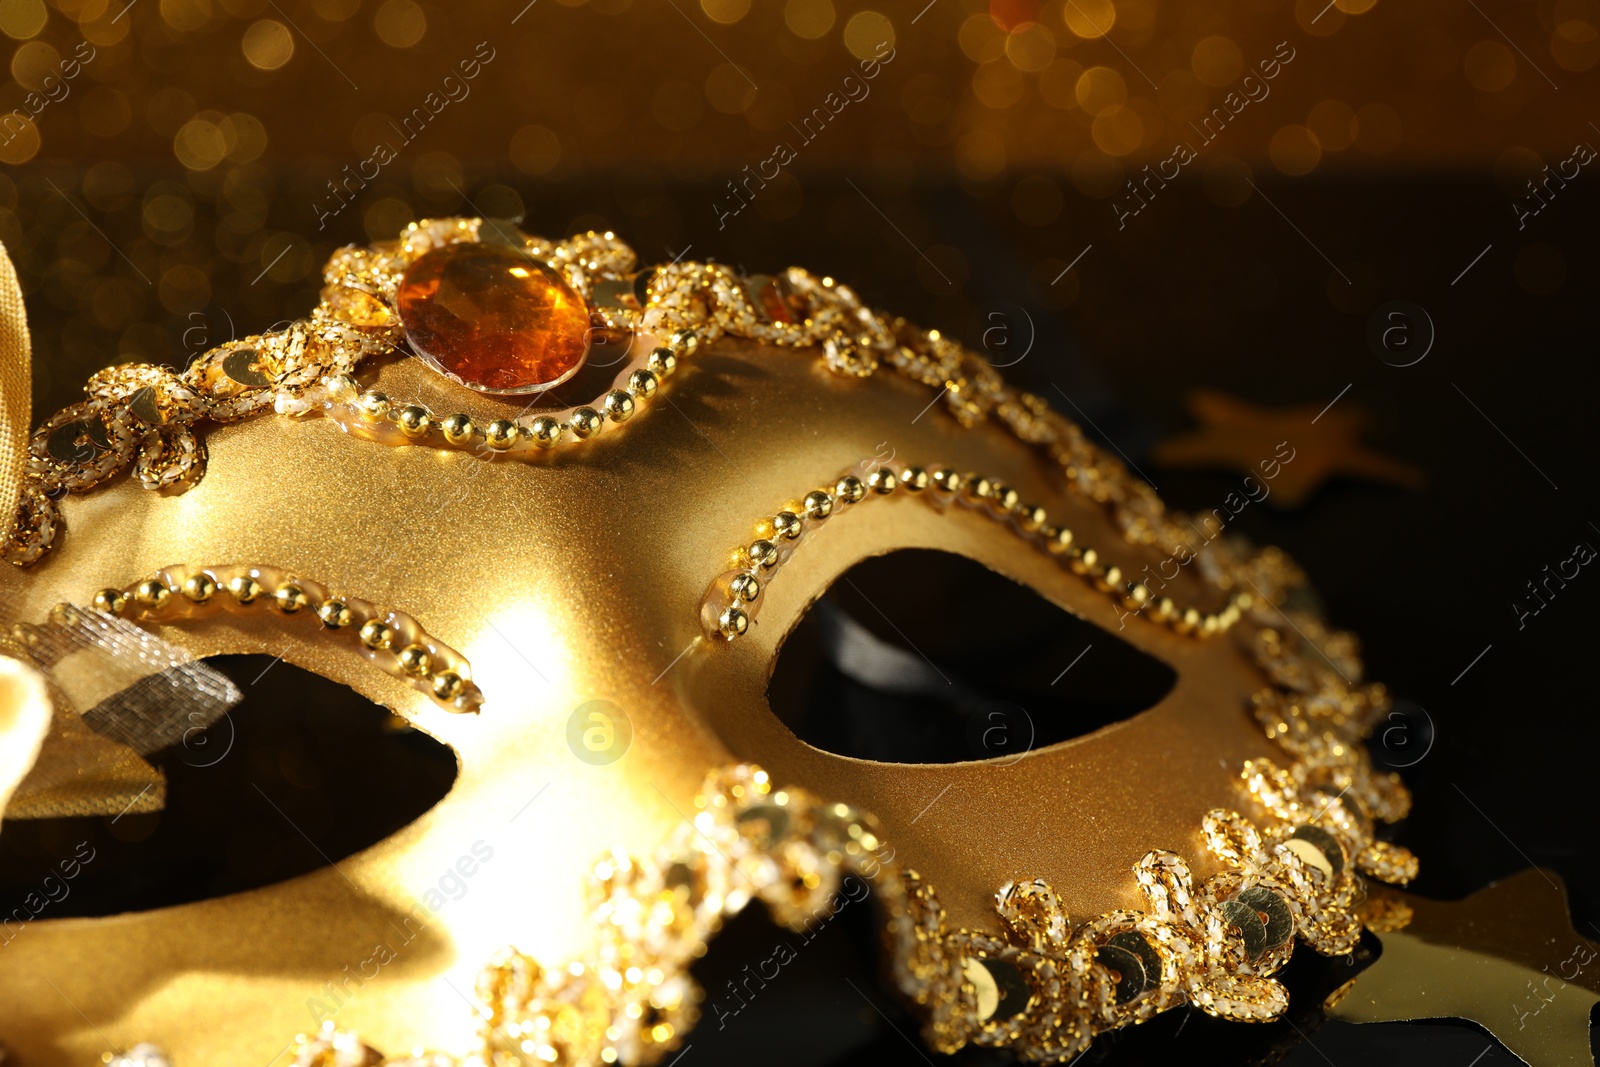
323;330;696;457
9;216;1199;576
83;563;482;712
701;458;1250;642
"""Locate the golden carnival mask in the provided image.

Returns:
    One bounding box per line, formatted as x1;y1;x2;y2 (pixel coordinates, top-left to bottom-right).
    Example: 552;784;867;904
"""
0;219;1424;1067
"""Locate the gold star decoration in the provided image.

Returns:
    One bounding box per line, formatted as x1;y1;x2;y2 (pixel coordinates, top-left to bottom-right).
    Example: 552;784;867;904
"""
1150;389;1424;508
1326;868;1600;1067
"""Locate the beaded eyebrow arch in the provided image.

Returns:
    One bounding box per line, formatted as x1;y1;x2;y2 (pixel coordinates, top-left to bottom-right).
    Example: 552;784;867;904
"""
700;457;1251;643
55;562;484;713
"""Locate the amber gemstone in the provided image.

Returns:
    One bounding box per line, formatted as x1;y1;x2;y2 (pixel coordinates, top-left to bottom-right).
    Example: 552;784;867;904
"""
396;243;590;395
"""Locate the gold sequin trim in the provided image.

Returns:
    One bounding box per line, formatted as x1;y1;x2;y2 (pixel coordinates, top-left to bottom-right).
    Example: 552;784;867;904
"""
265;557;1413;1066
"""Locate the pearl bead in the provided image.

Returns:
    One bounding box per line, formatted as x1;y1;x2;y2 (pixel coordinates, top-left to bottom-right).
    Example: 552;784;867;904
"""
484;419;519;450
228;575;263;604
359;620;394;650
397;405;431;438
432;671;464;700
93;588;127;614
568;407;603;438
748;539;778;568
134;578;170;610
803;491;834;519
397;644;433;676
627;369;659;400
719;606;749;638
181;574;216;603
604;390;636;423
441;414;476;445
274;583;309;613
357;391;391;421
318;600;353;629
647;348;678;377
669;328;700;357
527;416;563;447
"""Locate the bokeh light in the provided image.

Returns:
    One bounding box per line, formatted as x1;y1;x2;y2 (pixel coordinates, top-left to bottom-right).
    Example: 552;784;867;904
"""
842;10;893;61
242;20;294;71
0;0;48;40
700;0;750;26
1061;0;1115;40
783;0;833;39
374;0;425;48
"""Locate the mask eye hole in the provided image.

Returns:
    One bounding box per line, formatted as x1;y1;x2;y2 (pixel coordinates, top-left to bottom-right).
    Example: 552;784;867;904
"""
767;549;1178;765
0;654;457;918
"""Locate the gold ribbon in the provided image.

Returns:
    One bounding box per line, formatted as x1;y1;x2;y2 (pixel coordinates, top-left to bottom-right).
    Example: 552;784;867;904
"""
0;239;169;820
0;236;29;523
0;655;51;819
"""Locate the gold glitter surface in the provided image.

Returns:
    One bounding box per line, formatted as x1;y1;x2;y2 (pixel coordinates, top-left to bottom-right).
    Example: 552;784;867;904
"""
0;336;1284;1065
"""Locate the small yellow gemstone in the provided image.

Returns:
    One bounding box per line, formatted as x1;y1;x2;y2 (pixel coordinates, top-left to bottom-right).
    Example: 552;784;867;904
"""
396;242;591;394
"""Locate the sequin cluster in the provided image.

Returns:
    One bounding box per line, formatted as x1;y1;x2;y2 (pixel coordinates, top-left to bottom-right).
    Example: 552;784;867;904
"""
252;557;1414;1066
4;289;400;566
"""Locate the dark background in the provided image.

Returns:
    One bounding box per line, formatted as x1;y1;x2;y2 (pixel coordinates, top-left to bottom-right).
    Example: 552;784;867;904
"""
2;163;1596;1066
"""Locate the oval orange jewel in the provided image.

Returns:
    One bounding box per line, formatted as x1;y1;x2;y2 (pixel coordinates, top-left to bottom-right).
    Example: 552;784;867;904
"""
396;243;591;395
